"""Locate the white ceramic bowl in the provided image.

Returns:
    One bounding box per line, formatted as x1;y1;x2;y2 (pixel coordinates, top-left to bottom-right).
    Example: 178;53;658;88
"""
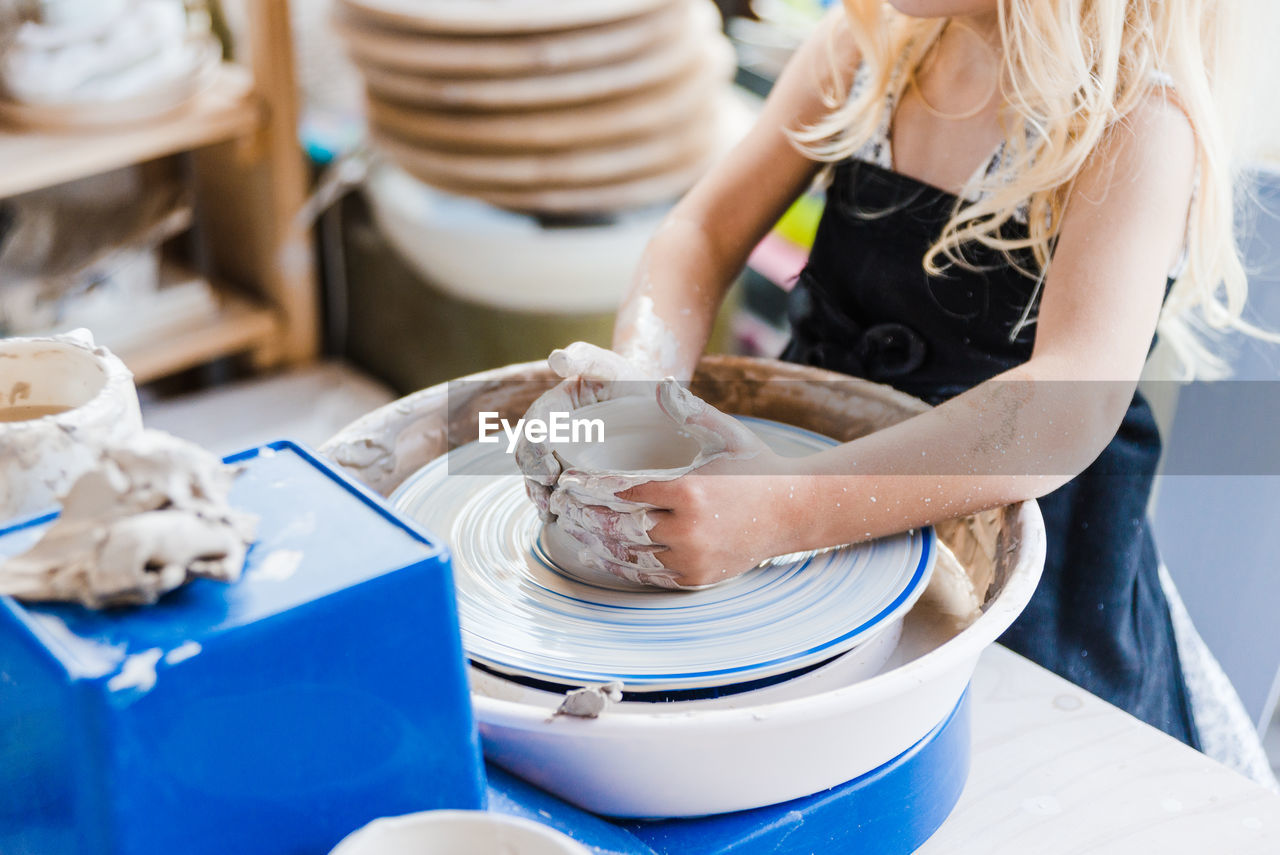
0;329;142;522
329;810;590;855
365;162;668;314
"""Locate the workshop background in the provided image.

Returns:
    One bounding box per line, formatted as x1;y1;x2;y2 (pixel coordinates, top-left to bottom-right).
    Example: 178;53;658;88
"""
2;0;1279;787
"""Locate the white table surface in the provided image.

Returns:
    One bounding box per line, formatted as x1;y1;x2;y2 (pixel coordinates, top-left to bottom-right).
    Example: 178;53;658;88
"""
918;645;1280;854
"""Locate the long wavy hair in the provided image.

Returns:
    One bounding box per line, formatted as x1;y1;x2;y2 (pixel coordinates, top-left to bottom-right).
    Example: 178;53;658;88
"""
790;0;1265;378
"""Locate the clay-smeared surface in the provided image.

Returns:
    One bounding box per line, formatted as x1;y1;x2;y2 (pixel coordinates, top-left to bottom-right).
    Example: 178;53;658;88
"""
537;394;713;589
0;431;258;609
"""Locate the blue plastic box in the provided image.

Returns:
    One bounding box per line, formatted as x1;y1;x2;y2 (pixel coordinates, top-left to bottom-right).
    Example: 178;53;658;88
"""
0;441;484;855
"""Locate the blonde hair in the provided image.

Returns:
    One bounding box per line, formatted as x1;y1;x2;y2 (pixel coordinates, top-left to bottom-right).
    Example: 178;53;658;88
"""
791;0;1265;379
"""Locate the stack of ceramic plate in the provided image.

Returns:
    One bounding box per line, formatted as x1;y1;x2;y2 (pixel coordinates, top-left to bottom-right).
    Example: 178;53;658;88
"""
334;0;736;215
390;414;936;698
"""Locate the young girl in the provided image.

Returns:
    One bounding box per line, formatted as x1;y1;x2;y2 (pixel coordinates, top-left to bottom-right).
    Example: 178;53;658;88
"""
519;0;1271;768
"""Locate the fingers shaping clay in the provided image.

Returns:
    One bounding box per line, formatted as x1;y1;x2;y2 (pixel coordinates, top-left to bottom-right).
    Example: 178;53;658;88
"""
538;385;749;591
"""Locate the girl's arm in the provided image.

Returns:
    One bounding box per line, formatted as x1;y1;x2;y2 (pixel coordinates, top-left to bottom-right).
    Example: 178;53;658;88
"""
612;9;858;380
628;95;1198;585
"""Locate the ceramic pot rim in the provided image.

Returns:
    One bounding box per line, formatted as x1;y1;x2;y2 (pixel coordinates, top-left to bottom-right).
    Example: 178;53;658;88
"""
0;332;136;433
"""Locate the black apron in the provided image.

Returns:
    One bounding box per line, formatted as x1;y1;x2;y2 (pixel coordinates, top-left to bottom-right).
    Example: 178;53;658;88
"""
782;158;1200;747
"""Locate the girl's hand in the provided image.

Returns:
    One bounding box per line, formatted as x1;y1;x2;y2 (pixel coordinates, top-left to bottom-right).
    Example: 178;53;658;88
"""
619;457;800;588
548;380;798;589
514;342;657;519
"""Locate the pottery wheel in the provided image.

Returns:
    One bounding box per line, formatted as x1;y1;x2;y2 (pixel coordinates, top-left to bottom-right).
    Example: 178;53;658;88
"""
335;0;692;78
336;0;676;35
390;416;936;691
338;0;733;214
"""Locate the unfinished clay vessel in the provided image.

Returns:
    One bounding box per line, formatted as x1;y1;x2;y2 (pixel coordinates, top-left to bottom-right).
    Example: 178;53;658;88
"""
0;330;142;522
534;395;701;589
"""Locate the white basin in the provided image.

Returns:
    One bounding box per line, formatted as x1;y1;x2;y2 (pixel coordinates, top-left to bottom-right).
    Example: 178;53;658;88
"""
469;501;1041;817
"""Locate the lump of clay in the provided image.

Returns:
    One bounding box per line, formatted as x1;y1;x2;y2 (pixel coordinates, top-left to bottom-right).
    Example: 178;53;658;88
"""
553;680;624;719
0;430;257;609
0;328;143;521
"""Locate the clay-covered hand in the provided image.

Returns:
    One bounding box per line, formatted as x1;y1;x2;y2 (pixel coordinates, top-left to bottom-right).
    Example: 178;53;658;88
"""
549;379;786;589
514;341;657;520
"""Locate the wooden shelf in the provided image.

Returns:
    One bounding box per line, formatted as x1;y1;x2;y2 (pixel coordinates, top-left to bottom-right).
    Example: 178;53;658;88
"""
117;289;280;384
0;1;318;383
0;64;260;199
